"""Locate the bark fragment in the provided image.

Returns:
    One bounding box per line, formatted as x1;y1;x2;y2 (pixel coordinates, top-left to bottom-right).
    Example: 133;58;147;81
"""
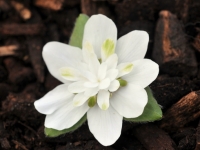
11;1;31;20
160;91;200;131
152;10;197;77
34;0;64;11
133;124;177;150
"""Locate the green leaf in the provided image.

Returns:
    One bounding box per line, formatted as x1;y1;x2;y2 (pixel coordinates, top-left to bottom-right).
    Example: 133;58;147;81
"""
45;114;87;137
69;14;89;48
124;87;162;122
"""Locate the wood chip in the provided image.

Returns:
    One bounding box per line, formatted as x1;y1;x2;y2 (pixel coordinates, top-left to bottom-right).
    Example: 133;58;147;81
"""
35;0;64;11
11;1;31;20
0;45;18;56
133;124;177;150
160;91;200;131
152;10;197;77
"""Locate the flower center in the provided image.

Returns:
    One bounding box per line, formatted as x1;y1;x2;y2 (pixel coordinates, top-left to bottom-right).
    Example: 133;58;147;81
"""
59;40;133;110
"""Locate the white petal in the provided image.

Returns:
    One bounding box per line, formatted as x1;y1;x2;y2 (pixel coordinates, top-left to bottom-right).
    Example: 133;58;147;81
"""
99;78;110;89
117;62;134;78
115;31;149;63
84;82;99;88
59;67;81;81
84;87;99;97
98;62;107;80
34;84;73;115
82;45;100;75
122;59;159;88
81;70;97;82
105;54;118;70
73;93;89;107
106;69;119;81
82;41;95;64
80;62;89;71
108;80;120;92
43;42;82;83
68;81;86;93
110;84;148;118
87;105;122;146
45;102;89;130
97;90;110;110
83;14;117;58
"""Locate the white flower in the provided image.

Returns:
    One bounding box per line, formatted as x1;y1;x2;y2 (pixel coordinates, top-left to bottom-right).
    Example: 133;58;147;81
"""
34;14;159;146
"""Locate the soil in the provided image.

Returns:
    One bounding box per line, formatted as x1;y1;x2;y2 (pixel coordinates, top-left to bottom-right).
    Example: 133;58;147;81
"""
0;0;200;149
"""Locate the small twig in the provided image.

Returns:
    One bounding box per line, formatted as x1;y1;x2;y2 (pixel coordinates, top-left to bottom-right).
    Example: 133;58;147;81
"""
18;121;39;138
12;140;28;150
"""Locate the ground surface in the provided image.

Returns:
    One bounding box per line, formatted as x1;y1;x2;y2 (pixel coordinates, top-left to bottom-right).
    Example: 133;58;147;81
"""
0;0;200;150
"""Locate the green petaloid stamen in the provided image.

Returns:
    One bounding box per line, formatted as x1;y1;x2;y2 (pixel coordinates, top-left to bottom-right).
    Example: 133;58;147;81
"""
88;96;97;107
102;39;115;58
98;58;102;63
102;103;108;110
123;64;133;72
118;78;127;87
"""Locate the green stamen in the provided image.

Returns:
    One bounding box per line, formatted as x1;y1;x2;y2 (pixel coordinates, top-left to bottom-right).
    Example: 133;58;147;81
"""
118;78;127;87
98;58;102;63
102;39;115;58
88;96;97;107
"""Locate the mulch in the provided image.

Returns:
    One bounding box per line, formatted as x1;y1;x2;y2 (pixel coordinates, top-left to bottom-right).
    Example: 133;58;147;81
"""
0;0;200;149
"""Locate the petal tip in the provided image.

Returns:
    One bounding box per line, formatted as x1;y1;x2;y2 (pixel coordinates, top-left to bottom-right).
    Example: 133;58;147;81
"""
101;103;109;110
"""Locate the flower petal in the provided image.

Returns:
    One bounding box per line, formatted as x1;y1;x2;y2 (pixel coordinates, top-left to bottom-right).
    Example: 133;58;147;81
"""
84;82;99;88
34;84;73;115
115;31;149;63
87;105;122;146
98;63;107;81
108;80;120;92
43;42;82;83
105;54;118;70
81;70;97;82
82;41;95;63
106;69;118;81
45;102;89;130
110;84;148;118
122;59;159;88
82;42;100;75
73;93;89;107
97;90;110;110
117;62;134;78
99;78;110;90
68;81;86;93
84;87;99;97
59;67;81;81
83;14;117;58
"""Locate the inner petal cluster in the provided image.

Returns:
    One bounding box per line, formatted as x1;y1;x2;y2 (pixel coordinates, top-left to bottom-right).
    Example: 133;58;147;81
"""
59;40;133;110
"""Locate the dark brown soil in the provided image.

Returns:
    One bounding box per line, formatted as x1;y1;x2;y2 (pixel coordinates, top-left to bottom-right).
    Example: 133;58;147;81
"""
0;0;200;149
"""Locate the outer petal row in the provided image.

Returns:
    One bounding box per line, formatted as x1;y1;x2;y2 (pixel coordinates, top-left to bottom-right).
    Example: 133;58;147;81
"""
87;105;122;146
122;59;159;88
45;102;89;130
43;42;82;83
34;84;89;130
110;83;148;118
115;30;149;63
34;84;73;115
83;14;117;59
